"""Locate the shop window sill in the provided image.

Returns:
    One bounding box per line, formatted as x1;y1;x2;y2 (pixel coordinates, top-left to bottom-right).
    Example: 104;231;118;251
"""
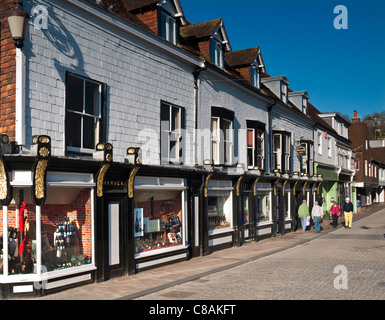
135;244;189;259
208;227;234;236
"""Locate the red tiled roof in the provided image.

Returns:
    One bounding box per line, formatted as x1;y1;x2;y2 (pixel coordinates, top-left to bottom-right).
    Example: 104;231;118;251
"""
180;18;223;40
87;0;152;31
225;47;260;68
122;0;159;11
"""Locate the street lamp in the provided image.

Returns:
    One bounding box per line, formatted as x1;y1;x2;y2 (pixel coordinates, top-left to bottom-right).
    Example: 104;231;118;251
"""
7;0;29;49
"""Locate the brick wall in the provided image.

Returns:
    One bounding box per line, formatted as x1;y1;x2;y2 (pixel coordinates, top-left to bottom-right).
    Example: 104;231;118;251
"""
133;9;158;34
235;66;251;82
0;0;16;141
198;40;210;60
0;188;92;258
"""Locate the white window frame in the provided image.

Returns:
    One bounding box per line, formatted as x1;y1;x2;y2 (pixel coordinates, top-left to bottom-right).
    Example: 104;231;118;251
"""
284;135;291;171
273;134;282;171
251;63;261;89
66;74;102;154
161;103;183;164
214;40;223;69
247;128;255;169
161;11;177;44
211;116;233;165
281;81;288;104
211;117;220;164
302;97;308;114
318;133;322;155
223;119;233;165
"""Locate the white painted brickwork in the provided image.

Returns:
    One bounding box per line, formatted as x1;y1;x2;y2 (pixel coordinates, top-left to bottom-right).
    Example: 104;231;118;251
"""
271;108;313;173
25;0;196;164
198;70;270;166
22;0;322;172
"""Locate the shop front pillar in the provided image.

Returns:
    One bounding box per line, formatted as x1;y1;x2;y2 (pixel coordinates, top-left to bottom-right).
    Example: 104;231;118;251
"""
202;169;213;256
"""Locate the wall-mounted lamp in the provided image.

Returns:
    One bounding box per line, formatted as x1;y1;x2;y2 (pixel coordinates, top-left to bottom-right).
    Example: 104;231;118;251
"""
203;159;213;171
7;0;29;49
126;147;141;165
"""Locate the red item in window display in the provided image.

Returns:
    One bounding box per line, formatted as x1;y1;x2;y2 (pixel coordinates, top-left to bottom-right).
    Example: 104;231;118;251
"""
18;201;28;259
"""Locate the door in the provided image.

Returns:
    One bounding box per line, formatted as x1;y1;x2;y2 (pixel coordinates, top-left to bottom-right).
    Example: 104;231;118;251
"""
104;196;125;280
238;193;250;244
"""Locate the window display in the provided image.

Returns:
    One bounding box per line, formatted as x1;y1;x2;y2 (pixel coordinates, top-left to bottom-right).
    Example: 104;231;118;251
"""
256;191;271;222
207;190;232;231
1;188;93;276
134;189;184;253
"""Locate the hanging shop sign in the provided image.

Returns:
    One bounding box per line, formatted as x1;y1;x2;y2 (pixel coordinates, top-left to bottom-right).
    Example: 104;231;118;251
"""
296;146;307;155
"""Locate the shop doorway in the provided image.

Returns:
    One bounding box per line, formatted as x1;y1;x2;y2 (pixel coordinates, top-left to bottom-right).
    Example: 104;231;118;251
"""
104;196;125;280
238;193;251;244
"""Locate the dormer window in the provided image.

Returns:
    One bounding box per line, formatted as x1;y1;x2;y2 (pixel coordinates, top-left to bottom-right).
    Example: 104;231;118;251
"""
159;10;177;44
280;81;288;104
210;36;224;69
302;96;308;115
251;63;261;89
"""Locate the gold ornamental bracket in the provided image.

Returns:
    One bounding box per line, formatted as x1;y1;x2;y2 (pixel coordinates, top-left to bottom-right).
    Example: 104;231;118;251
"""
302;181;308;195
31;135;51;206
125;147;141;199
128;166;140;199
94;143;113;198
252;176;262;197
282;179;289;196
273;178;280;196
317;181;323;194
236;175;244;197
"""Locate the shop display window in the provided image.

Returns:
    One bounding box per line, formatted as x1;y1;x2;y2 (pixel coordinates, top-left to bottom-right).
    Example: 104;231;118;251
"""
1;187;93;276
134;189;184;253
207;190;232;231
255;191;271;222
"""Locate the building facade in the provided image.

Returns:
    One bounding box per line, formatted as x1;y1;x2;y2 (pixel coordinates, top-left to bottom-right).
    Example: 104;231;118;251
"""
0;0;365;298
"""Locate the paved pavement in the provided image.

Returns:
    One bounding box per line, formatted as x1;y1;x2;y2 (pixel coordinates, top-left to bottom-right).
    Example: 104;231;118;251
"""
138;205;385;300
8;203;385;300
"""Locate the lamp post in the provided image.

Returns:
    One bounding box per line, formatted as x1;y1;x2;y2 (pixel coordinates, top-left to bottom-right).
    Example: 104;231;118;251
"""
7;0;29;49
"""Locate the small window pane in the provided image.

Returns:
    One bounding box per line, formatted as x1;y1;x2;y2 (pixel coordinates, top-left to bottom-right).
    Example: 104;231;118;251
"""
83;116;97;150
66;112;82;148
161;104;170;132
247;129;254;148
67;75;84;112
85;81;100;116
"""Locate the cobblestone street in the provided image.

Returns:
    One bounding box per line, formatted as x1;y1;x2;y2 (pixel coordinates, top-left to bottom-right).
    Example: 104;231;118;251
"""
136;208;385;300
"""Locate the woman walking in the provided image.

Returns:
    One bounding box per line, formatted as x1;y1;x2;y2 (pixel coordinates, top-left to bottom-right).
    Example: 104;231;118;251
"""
330;202;340;228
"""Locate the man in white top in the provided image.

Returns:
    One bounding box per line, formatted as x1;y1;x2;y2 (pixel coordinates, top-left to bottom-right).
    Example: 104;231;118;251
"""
311;201;324;233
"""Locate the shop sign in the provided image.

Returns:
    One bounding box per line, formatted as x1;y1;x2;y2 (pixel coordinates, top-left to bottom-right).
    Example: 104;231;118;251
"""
103;179;126;192
296;146;306;155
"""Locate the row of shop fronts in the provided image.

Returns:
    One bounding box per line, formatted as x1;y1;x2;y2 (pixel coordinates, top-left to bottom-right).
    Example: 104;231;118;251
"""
0;137;327;298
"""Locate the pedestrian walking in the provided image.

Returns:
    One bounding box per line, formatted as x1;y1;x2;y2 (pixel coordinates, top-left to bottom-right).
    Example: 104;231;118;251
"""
343;197;354;229
298;199;310;231
330;202;340;228
311;201;323;233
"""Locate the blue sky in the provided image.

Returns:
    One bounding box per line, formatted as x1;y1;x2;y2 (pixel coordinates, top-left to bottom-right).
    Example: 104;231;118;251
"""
181;0;385;119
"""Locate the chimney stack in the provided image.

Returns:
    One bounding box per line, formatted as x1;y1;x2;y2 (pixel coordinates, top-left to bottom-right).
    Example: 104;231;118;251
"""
352;110;360;123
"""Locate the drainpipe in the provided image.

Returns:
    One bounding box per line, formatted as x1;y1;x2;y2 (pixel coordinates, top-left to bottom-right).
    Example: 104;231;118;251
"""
267;102;277;174
15;47;26;147
192;62;207;166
